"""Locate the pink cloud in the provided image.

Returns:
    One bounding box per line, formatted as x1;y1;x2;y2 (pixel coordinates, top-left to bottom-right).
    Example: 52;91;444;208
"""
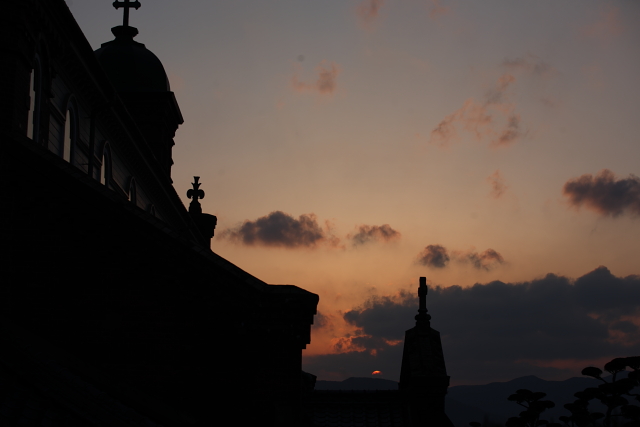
356;0;385;27
487;170;508;199
428;0;450;20
581;4;624;41
429;73;524;148
292;61;341;96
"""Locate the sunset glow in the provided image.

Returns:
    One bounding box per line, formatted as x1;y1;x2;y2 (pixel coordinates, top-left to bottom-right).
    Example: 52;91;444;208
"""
69;0;640;386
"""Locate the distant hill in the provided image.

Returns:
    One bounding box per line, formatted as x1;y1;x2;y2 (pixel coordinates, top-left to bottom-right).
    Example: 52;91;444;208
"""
313;375;621;427
315;377;399;390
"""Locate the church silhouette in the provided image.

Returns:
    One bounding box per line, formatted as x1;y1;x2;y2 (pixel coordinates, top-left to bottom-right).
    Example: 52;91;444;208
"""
1;1;453;426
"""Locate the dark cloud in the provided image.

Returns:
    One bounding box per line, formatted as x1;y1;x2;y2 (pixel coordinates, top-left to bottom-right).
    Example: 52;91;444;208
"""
313;311;329;329
563;169;640;217
292;61;340;96
416;245;505;270
454;248;505;271
349;224;401;246
220;211;330;248
611;321;638;334
417;245;450;268
303;267;640;384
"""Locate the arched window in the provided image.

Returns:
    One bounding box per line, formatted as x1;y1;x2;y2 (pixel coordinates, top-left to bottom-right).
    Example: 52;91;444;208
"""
149;205;156;217
100;142;112;188
27;55;42;142
63;100;78;163
128;177;137;206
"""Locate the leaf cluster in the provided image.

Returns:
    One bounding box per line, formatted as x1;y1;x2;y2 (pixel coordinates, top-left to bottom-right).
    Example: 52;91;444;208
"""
470;357;640;427
503;389;559;427
562;357;640;427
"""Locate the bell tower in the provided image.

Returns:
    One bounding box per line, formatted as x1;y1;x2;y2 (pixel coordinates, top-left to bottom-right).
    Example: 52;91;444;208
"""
94;1;183;180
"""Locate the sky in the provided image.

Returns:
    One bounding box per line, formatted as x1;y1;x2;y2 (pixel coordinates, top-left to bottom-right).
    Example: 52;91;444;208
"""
67;0;640;385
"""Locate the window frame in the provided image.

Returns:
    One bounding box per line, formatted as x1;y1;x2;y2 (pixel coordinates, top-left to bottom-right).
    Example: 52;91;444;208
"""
62;96;79;164
27;55;42;142
128;177;137;206
100;142;112;188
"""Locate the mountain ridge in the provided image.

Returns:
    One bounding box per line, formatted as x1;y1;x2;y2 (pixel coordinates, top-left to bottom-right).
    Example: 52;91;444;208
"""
314;374;610;427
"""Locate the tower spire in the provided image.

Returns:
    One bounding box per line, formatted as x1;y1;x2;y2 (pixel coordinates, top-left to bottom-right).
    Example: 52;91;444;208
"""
399;277;453;426
415;277;431;327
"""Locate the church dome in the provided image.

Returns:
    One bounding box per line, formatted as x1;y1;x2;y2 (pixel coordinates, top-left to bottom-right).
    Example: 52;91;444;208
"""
95;26;170;92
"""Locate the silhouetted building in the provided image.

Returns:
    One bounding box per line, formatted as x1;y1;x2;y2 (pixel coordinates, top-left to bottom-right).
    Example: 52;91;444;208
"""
304;277;454;427
1;1;317;425
399;277;453;426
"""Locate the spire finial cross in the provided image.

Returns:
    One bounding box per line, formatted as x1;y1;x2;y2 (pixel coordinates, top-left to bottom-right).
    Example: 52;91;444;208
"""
113;0;141;28
187;176;205;215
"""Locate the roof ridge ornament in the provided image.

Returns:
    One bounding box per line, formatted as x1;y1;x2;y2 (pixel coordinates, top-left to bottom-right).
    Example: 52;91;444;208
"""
187;176;205;215
113;0;141;28
415;277;432;327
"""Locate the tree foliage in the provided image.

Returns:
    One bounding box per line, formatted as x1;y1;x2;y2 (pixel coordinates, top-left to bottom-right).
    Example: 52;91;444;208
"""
562;356;640;427
470;357;640;427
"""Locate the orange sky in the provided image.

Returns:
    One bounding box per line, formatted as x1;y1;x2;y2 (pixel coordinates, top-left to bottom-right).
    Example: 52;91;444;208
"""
69;0;640;384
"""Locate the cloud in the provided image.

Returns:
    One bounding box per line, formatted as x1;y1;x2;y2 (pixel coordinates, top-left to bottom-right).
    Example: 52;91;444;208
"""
417;245;450;268
581;4;624;42
485;73;516;104
417;245;505;270
356;0;385;27
493;114;522;147
429;74;524;148
348;224;401;246
563;169;640;217
303;267;640;384
428;0;450;20
487;170;508;199
220;211;338;248
313;311;330;329
453;248;505;271
356;0;448;28
292;61;340;96
502;55;556;79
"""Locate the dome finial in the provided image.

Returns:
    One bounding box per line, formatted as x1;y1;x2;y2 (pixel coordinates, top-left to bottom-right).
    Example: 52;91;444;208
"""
113;0;141;28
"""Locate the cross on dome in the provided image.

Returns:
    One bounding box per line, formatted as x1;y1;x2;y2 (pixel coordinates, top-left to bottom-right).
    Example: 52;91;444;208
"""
113;0;141;28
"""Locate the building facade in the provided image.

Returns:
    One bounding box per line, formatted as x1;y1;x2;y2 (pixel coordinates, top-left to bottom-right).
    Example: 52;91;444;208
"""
1;1;318;425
